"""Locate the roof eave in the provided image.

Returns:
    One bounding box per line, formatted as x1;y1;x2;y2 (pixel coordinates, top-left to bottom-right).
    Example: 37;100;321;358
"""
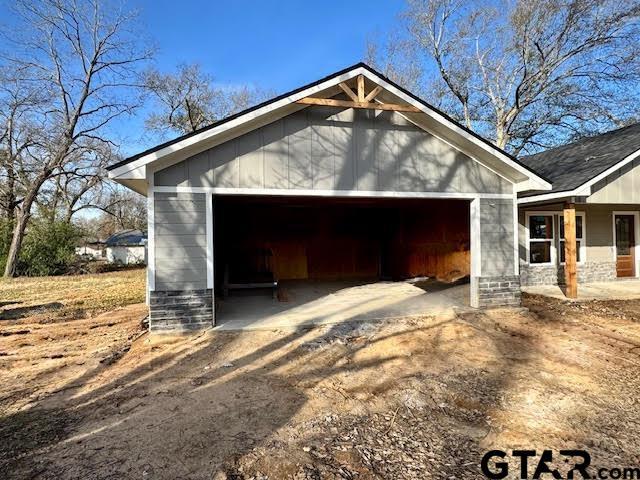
109;63;550;190
518;146;640;204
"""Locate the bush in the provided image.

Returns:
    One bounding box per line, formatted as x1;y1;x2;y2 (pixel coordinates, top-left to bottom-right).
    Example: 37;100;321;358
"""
17;220;82;276
87;261;144;274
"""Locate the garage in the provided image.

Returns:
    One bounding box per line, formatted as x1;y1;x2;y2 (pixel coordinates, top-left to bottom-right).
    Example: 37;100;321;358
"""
213;195;471;328
108;64;550;331
215;196;470;284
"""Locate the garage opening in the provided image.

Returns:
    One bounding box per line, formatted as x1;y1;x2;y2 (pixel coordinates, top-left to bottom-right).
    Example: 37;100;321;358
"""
213;195;470;329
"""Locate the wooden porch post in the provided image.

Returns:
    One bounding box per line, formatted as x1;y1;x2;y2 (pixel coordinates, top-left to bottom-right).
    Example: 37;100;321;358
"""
564;202;578;298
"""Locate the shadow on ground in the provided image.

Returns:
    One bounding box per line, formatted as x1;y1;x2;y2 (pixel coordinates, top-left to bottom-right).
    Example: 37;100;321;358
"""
2;294;640;478
0;302;64;321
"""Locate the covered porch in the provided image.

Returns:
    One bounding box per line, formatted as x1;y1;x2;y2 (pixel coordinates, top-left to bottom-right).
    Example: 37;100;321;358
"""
517;123;640;299
519;201;640;298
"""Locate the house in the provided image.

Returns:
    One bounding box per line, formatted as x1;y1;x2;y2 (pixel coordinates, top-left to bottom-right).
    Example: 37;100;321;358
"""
107;63;550;331
518;124;640;291
104;229;147;265
75;239;105;259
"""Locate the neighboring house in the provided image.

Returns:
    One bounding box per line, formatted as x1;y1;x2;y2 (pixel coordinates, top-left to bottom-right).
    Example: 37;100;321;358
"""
105;229;147;265
517;124;640;288
108;63;550;331
75;239;105;259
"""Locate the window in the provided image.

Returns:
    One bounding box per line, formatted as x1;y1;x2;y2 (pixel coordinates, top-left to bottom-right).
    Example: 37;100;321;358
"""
528;214;554;264
559;213;585;263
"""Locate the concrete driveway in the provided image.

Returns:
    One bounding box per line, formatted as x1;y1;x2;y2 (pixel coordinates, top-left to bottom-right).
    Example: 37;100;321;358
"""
214;278;469;331
523;279;640;301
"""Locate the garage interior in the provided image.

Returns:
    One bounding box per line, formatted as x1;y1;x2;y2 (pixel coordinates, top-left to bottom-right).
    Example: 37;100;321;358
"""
213;195;471;329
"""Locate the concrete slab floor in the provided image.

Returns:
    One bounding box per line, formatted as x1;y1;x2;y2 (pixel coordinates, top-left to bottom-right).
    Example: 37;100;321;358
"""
214;278;469;331
523;279;640;301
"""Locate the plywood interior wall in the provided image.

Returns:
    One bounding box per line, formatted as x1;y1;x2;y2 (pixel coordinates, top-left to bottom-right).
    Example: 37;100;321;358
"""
214;196;470;285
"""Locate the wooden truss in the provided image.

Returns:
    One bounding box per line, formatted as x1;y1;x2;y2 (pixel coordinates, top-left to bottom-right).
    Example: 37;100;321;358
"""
296;75;420;113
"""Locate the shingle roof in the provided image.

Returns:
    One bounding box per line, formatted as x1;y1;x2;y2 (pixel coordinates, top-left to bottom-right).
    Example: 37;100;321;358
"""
519;123;640;197
105;229;147;247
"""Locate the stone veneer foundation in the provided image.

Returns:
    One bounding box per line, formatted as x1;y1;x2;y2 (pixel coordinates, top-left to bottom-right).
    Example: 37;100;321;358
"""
519;261;617;287
476;275;522;308
149;289;213;332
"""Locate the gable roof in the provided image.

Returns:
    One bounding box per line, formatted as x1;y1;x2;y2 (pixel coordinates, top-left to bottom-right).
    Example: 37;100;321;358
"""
519;123;640;201
108;63;551;194
105;229;147;247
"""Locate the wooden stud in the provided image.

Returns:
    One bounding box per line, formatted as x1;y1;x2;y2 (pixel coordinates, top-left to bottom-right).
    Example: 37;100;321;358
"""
338;82;359;102
364;85;384;102
357;75;365;102
564;202;578;299
295;97;421;113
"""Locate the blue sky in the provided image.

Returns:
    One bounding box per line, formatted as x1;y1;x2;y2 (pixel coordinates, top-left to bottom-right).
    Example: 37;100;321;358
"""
123;0;405;155
133;0;403;91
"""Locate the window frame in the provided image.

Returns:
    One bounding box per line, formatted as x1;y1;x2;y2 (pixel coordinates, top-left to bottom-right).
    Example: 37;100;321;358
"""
559;212;586;265
525;211;557;266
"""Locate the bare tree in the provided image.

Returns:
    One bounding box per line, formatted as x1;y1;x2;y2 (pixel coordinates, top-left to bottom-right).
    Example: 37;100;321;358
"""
0;68;45;221
144;63;267;136
55;144;113;223
0;0;151;277
91;186;146;237
368;0;640;153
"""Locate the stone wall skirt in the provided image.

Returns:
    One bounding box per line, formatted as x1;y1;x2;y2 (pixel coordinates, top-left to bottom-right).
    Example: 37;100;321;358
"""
477;276;521;308
149;289;213;332
519;261;617;286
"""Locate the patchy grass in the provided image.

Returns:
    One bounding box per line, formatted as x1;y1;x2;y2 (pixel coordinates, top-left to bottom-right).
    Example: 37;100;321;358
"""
0;268;146;323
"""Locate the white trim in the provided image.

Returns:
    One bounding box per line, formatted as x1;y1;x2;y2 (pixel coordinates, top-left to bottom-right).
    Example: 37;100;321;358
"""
209;195;216;326
612;211;640;278
512;197;519;276
470;197;482;276
206;194;214;289
146;169;155;308
559;211;586;265
518;147;640;204
110;65;549;190
152;185;513;200
470;197;481;308
525;211;557;266
518;190;577;205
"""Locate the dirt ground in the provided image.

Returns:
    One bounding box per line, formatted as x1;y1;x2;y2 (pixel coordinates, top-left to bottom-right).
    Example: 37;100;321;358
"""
2;281;640;478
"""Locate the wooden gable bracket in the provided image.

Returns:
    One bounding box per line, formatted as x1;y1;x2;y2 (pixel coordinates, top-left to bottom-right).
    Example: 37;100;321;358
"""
297;74;421;113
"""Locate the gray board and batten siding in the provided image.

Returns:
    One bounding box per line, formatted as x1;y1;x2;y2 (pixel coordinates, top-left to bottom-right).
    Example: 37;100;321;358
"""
149;191;212;332
154;106;511;195
153;192;208;291
476;198;520;307
148;106;521;329
588;157;640;204
480;198;515;277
